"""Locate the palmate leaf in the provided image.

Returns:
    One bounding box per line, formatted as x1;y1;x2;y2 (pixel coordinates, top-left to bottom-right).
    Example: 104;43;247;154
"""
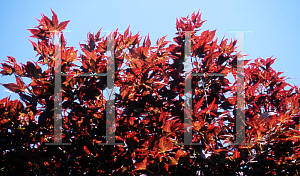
121;86;131;99
23;61;41;79
15;77;24;90
57;20;70;31
49;8;70;31
194;96;204;113
207;97;216;111
156;35;170;49
1;83;20;93
163;120;171;133
123;25;130;39
131;157;148;173
193;121;205;131
175;149;187;161
233;150;241;160
169;156;178;166
0;63;14;75
157;136;173;154
159;107;165;122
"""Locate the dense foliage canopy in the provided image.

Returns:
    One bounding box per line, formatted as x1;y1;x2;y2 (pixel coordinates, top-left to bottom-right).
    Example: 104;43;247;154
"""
1;9;300;175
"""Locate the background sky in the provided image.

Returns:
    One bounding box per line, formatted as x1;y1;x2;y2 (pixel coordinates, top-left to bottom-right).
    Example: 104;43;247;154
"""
0;0;299;101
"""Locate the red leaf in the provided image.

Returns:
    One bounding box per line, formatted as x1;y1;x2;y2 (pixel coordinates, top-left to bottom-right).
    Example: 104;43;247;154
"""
195;96;204;112
0;63;13;75
228;97;236;105
208;111;217;116
82;49;97;62
50;8;59;29
133;157;147;172
82;60;89;69
158;137;173;153
253;94;265;102
129;116;135;126
124;25;130;39
169;157;178;166
83;146;91;155
208;98;216;111
57;20;70;31
29;40;41;54
141;136;154;150
15;77;24;90
233;150;240;159
7;56;16;63
165;163;169;171
244;59;251;66
121;87;131;99
259;125;267;132
27;29;40;36
175;150;187;161
41;13;52;30
153;81;167;90
1;119;10;124
207;124;215;130
184;105;193;120
132;68;142;75
207;30;216;42
143;34;151;47
194;121;205;131
1;83;20;93
163;120;171;133
159;108;164;122
24;61;40;79
95;27;103;41
156;35;170;49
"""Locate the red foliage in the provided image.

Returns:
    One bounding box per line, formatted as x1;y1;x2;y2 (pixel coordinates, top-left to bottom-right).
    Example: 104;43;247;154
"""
0;9;300;175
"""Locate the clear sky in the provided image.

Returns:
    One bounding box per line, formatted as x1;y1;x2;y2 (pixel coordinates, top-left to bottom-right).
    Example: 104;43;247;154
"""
1;0;299;101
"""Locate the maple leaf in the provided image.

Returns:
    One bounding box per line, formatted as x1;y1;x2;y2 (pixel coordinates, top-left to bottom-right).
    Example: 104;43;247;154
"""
194;96;204;113
62;47;77;62
0;63;14;75
15;76;24;91
233;150;240;160
132;157;148;173
175;149;187;161
23;61;41;79
121;86;131;99
1;83;20;93
163;120;171;133
153;81;168;90
159;107;166;122
123;25;130;39
57;20;70;31
132;68;142;75
141;136;154;150
50;8;59;29
169;157;178;166
227;97;236;105
207;97;216;111
49;9;70;32
193;121;205;131
156;35;170;49
157;137;173;154
82;49;98;63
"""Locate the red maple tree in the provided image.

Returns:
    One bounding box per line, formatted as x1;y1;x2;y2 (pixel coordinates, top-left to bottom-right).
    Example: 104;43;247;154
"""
0;9;299;175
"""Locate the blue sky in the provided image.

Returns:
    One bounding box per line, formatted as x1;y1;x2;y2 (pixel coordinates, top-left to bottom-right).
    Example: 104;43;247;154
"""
0;0;299;101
